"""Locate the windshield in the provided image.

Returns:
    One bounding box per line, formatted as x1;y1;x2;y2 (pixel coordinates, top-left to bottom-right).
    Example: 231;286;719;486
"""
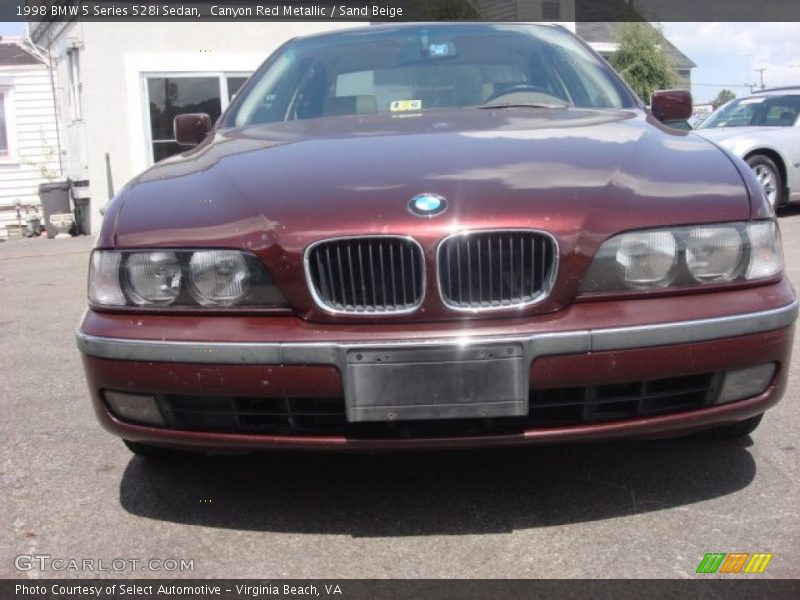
226;24;635;127
699;94;800;129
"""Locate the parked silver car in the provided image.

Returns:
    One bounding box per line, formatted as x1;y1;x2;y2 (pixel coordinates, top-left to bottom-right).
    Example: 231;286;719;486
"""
695;87;800;210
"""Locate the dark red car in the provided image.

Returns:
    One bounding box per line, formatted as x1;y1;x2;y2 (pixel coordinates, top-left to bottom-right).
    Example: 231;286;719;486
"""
77;23;796;458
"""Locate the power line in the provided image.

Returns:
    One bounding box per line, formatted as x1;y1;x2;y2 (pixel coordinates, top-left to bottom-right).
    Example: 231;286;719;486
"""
678;52;800;60
691;83;757;87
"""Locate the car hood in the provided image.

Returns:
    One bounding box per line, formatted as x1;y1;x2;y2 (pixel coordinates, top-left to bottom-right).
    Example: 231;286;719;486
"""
113;107;750;250
693;126;787;143
108;108;753;321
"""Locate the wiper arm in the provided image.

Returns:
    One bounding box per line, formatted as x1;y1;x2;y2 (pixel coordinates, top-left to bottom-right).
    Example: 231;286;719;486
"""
477;102;569;110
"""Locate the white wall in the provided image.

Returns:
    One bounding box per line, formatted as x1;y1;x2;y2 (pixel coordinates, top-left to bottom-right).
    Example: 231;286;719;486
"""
0;59;62;236
40;21;359;236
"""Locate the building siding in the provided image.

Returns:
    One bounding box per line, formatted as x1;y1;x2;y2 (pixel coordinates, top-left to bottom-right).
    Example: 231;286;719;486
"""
0;59;62;237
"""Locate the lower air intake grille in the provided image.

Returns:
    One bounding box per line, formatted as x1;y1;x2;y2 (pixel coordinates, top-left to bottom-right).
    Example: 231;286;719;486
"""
306;236;424;314
438;230;557;310
529;373;720;425
143;373;720;438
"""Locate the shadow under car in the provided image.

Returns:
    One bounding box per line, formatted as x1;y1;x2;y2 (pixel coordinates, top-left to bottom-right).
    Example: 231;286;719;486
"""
119;438;757;537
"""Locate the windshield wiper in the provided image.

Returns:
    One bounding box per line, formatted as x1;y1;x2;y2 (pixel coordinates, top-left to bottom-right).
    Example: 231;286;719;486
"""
477;102;569;110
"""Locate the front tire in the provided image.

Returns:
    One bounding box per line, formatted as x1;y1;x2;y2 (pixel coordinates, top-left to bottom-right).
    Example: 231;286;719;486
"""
693;414;763;440
746;154;783;210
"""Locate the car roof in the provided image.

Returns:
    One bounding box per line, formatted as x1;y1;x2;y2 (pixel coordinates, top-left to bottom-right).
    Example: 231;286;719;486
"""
291;22;561;44
750;86;800;97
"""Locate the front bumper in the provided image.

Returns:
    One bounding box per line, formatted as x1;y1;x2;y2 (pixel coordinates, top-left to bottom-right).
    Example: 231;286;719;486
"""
77;281;798;450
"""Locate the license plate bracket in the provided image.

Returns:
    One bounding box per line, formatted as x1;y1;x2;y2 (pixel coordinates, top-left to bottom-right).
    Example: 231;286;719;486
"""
344;344;527;422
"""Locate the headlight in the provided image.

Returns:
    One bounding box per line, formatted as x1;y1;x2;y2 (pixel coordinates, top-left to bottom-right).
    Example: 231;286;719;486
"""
188;250;250;306
126;251;182;305
579;221;783;294
88;249;288;309
686;226;743;283
615;231;677;288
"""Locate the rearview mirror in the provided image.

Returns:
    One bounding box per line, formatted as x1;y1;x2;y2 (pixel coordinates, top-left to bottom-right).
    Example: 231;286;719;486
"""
650;89;693;123
174;113;212;146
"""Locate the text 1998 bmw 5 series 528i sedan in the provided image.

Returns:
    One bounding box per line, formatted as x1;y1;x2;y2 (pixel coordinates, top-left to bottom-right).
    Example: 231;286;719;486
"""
77;23;796;458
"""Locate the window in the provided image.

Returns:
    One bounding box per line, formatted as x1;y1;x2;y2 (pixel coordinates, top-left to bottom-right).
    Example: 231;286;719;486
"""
144;72;251;164
327;64;527;117
699;95;800;129
147;76;222;162
0;88;15;161
0;92;8;156
542;1;561;20
763;99;800;126
67;47;82;120
226;76;248;101
229;24;634;128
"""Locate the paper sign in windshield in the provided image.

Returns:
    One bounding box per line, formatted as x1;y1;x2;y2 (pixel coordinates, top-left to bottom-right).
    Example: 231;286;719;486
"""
390;100;422;112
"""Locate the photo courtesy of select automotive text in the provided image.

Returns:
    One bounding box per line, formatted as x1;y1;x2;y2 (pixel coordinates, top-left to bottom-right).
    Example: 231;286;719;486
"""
1;0;799;598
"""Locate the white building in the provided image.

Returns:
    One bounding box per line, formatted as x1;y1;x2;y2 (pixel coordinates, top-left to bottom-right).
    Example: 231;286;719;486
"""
29;22;358;235
0;37;62;237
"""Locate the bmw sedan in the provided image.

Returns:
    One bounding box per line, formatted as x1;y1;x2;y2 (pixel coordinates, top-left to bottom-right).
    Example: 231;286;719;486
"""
76;23;796;458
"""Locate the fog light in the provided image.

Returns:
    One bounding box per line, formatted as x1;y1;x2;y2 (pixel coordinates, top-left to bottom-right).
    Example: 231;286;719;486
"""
717;364;776;404
104;391;165;425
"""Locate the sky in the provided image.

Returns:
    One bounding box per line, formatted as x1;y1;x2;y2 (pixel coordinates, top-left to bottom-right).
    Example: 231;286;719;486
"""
662;22;800;103
0;21;24;36
1;21;798;104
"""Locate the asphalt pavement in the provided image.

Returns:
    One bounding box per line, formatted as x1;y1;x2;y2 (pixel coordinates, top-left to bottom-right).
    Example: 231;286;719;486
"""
2;212;799;579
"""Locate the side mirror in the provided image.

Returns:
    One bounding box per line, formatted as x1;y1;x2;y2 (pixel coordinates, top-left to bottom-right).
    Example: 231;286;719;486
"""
650;89;693;123
174;113;212;146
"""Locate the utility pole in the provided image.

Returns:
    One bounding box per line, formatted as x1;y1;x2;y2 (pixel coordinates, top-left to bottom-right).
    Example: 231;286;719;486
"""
755;68;767;90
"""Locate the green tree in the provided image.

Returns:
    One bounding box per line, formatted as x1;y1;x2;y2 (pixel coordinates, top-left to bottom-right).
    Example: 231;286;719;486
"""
712;89;736;108
609;23;678;103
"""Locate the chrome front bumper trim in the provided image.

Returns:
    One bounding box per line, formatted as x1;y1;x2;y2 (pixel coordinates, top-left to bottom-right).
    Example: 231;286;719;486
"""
76;300;798;367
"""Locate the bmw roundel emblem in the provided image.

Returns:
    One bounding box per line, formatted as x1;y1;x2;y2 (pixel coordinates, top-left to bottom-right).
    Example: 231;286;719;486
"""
409;193;448;217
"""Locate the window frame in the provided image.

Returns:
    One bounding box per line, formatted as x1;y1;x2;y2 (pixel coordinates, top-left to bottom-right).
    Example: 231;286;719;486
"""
0;85;18;164
66;47;82;121
141;71;251;166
